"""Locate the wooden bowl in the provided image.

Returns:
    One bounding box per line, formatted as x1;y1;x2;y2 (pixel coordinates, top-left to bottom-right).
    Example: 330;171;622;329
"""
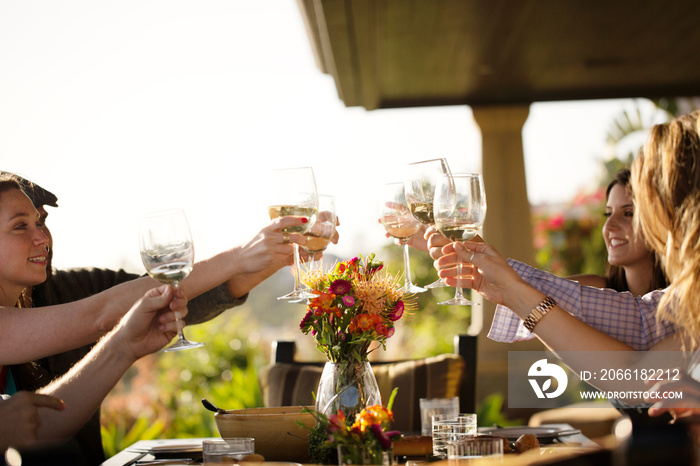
214;406;315;462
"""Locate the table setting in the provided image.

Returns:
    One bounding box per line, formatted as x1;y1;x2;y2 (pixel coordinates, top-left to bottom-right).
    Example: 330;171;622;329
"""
102;161;606;466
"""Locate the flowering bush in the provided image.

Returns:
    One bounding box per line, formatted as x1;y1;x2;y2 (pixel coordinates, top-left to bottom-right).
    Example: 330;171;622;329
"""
300;254;415;364
532;188;606;276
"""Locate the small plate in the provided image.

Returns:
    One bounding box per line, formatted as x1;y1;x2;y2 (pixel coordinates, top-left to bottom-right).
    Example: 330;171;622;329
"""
478;426;581;444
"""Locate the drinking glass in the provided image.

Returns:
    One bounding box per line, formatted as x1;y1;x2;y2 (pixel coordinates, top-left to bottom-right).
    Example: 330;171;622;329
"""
139;208;204;351
404;158;451;288
380;182;426;294
302;194;336;272
433;173;487;305
267;167;319;301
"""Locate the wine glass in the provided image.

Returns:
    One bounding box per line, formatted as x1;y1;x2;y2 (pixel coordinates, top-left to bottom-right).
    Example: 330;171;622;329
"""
267;167;319;301
302;194;336;272
139;208;204;351
404;158;451;288
380;182;427;294
433;173;487;305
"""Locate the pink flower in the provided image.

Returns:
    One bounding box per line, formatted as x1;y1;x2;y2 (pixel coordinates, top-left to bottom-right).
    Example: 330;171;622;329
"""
389;301;404;321
342;295;355;307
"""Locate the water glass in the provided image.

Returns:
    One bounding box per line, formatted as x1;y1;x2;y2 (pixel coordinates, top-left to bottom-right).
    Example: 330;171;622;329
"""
447;437;504;459
419;396;459;436
432;420;475;458
203;438;254;464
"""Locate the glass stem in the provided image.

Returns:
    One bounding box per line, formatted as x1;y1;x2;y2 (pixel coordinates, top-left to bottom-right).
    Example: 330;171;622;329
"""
172;282;186;341
402;241;413;290
292;243;303;292
453;258;465;301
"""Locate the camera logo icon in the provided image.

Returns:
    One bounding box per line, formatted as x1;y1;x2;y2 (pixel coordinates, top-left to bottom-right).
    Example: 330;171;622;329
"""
528;358;568;399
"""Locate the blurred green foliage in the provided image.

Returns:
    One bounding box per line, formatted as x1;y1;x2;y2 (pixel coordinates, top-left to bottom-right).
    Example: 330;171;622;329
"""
101;310;264;457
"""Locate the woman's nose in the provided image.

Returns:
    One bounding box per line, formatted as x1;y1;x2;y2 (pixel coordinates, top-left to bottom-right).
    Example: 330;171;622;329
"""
34;227;50;246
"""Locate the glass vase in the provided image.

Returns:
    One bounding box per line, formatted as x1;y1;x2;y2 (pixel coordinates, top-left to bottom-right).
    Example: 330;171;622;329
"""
337;444;394;466
315;361;382;419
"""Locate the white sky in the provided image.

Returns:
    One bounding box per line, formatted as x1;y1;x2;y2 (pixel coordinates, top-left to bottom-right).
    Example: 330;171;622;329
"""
0;1;631;272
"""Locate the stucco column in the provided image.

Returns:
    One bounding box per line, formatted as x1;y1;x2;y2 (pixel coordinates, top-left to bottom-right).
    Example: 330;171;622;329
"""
471;105;544;415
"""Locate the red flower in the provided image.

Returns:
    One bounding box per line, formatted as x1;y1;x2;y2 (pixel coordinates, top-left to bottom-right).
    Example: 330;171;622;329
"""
330;279;352;295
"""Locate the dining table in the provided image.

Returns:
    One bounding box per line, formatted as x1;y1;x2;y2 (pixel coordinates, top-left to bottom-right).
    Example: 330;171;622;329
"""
100;423;608;466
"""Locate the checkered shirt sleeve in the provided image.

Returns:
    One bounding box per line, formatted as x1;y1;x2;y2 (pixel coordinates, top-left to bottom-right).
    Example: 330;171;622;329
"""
487;259;676;350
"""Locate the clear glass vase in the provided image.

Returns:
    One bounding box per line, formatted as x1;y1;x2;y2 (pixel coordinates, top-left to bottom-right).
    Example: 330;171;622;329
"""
337;444;394;466
315;361;382;419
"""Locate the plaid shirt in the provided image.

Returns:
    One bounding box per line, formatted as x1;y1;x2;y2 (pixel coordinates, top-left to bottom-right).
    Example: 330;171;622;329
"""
487;259;676;350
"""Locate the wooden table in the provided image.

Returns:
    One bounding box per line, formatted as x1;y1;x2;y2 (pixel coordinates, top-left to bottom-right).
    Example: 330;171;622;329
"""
100;425;603;466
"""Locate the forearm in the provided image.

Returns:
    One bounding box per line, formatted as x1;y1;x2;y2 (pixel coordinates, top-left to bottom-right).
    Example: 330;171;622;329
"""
35;331;134;443
0;295;113;365
502;280;638;352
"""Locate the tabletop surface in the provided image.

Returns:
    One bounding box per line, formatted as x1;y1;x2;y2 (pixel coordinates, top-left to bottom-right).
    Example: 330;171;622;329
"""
100;425;601;466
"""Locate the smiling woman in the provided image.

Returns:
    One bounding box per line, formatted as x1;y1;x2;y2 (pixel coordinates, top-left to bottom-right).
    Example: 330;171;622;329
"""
0;176;50;308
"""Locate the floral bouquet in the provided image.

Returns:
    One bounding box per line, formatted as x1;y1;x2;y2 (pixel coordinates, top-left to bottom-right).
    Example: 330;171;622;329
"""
300;254;415;365
305;389;401;465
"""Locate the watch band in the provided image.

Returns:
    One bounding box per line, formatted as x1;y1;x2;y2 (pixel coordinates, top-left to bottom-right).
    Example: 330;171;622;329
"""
522;296;557;332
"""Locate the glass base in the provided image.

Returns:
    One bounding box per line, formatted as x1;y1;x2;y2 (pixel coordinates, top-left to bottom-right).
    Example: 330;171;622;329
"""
438;297;481;306
277;289;315;301
402;283;427;294
425;277;449;289
163;338;205;352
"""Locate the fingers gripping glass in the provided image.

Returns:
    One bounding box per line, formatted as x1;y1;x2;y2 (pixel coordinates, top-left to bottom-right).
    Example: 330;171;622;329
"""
139;209;204;351
267;167;319;301
404;158;451;288
433;173;487;305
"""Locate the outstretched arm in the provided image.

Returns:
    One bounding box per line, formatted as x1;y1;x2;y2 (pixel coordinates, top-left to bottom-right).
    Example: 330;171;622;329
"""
35;285;185;443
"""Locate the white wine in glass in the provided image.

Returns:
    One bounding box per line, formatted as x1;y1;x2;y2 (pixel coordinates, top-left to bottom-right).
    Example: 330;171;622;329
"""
433;173;487;305
302;194;336;272
267;167;319;301
404;158;451;288
139;208;204;351
380;182;427;294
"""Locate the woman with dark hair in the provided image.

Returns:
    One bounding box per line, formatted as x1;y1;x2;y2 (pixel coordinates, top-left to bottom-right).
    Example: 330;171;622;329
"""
570;168;668;296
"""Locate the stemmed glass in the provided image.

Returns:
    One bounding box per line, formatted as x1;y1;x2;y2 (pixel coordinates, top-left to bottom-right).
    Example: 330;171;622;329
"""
139;208;204;351
433;173;487;305
267;167;319;301
302;194;336;272
380;182;427;294
404;158;451;288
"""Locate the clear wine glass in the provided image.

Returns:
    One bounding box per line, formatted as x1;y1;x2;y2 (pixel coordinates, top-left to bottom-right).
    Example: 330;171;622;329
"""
139;208;204;351
380;182;427;294
404;158;451;289
302;194;336;272
267;167;319;301
433;173;487;305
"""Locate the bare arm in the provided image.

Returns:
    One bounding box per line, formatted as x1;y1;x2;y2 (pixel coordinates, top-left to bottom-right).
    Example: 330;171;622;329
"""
35;285;185;443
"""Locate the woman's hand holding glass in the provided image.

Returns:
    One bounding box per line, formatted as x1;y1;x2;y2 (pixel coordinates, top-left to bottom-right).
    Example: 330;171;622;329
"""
266;167;319;301
433;173;487;305
404;158;451;288
302;194;337;271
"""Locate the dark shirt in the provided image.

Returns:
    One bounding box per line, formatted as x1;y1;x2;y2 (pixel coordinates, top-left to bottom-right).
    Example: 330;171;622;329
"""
28;267;246;465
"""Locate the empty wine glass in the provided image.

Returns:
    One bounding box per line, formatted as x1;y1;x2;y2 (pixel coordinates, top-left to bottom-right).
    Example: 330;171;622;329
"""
139;208;204;351
267;167;319;301
433;173;487;305
302;194;336;272
404;158;451;288
380;182;427;294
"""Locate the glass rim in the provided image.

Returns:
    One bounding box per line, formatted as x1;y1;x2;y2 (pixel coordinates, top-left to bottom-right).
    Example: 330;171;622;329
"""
407;157;447;166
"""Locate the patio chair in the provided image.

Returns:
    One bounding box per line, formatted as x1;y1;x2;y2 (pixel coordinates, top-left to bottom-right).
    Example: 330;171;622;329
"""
258;335;477;433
